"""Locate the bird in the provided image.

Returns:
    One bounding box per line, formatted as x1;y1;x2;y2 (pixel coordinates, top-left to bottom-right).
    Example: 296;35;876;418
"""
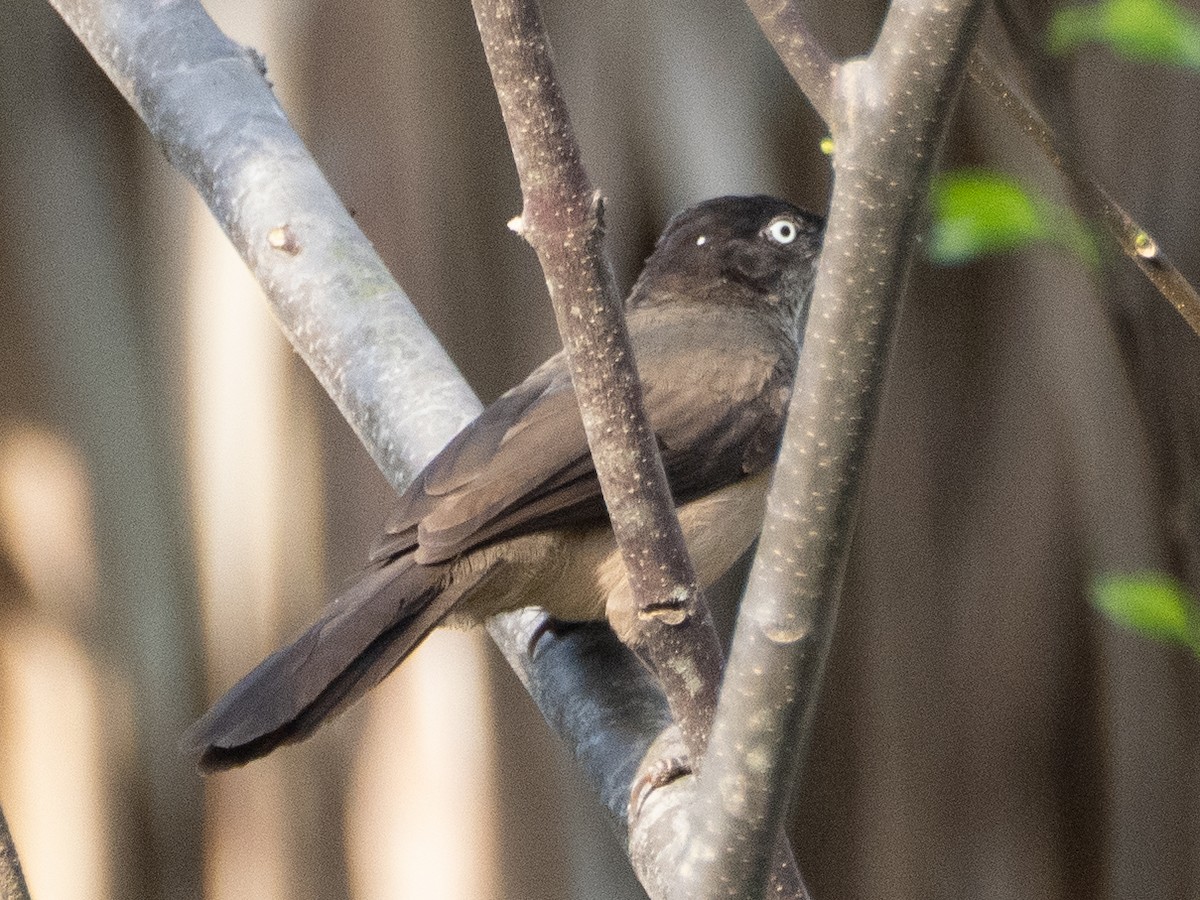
186;195;825;772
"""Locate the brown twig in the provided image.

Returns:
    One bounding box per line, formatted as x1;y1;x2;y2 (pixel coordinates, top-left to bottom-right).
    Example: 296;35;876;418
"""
683;2;988;897
469;0;725;759
968;49;1200;338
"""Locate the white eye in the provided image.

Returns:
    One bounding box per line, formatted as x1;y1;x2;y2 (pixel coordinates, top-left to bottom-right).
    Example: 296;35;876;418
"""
765;217;798;244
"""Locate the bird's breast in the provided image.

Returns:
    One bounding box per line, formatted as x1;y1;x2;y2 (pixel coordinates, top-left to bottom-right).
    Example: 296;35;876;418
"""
595;470;770;641
442;470;772;633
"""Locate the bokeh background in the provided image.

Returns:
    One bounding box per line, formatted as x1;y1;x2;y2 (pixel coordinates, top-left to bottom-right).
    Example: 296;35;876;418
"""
0;0;1197;897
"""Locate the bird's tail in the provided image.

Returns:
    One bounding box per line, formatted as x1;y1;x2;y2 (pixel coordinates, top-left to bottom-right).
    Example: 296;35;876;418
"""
183;554;455;772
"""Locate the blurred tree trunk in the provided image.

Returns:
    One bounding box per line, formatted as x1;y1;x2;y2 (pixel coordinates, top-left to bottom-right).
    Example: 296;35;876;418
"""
0;2;205;898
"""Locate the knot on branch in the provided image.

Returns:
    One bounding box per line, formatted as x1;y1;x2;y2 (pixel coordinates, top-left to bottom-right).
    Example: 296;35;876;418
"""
638;590;692;626
266;224;301;255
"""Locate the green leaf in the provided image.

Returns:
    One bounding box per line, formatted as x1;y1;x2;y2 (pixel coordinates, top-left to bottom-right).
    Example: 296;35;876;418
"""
928;170;1096;266
1091;572;1199;651
1048;0;1200;69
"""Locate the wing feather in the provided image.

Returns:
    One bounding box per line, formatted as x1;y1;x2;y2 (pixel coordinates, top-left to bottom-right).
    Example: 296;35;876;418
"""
372;304;796;566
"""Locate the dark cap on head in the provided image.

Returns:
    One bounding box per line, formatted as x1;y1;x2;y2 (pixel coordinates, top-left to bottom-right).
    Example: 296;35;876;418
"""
630;195;825;317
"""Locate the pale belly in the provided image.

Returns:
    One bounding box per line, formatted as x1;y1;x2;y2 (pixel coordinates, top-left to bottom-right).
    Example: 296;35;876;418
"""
441;470;771;637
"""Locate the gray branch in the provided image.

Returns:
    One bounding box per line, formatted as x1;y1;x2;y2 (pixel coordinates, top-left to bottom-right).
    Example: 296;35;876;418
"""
52;0;476;478
469;0;725;758
49;0;667;843
677;2;988;897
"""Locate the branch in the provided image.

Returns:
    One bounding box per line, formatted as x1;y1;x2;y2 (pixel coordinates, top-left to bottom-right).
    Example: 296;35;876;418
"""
469;0;724;757
627;728;809;899
48;0;665;835
682;2;988;896
744;0;836;125
967;49;1200;339
52;0;477;478
491;614;672;824
0;808;30;900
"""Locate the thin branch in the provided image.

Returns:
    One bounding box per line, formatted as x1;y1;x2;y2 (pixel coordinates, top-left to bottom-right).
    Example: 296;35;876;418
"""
968;49;1200;339
49;0;665;835
469;0;724;758
743;0;837;125
682;2;988;897
0;808;30;900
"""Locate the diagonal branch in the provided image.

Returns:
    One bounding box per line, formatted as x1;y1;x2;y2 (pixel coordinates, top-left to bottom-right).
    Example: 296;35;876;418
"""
744;0;837;125
967;49;1200;339
48;0;666;836
681;2;988;897
469;0;725;759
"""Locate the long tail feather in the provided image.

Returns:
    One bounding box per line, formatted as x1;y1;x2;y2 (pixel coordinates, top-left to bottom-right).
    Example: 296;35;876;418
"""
184;555;453;772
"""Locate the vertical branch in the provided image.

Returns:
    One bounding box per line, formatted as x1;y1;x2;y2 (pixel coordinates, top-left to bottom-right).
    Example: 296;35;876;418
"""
683;2;988;897
470;0;724;756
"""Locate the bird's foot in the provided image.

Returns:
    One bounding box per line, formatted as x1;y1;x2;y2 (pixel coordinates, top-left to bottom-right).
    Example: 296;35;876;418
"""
629;725;692;821
527;614;587;658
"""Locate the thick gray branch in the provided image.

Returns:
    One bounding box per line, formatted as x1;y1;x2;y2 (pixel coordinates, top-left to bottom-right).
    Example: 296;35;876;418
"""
470;0;724;758
492;613;672;824
49;0;664;839
681;2;988;897
51;0;475;478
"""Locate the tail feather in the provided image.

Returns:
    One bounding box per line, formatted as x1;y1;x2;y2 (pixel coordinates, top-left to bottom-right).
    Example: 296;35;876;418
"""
184;555;454;772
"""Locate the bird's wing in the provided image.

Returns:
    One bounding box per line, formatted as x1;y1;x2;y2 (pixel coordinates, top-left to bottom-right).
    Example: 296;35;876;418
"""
370;355;595;564
372;306;795;566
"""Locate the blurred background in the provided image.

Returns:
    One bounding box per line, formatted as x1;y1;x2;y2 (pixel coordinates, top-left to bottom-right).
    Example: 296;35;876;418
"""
0;0;1197;897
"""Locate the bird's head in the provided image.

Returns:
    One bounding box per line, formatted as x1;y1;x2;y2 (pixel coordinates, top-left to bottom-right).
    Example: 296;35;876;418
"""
629;195;825;331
